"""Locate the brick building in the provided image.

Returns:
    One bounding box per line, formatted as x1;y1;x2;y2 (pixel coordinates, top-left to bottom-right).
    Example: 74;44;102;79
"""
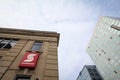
0;27;60;80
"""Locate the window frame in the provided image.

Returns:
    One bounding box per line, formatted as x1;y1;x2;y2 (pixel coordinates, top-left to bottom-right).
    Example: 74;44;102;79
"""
0;38;18;49
14;74;31;80
31;41;42;51
0;56;2;59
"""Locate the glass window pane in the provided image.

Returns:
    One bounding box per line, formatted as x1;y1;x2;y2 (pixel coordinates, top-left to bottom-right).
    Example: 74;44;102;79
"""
0;56;2;59
31;42;42;51
4;43;12;49
15;75;31;80
10;40;18;47
0;38;18;49
0;43;5;48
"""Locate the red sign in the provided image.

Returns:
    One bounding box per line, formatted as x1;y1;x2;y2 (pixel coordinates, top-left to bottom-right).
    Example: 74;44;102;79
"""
19;51;40;68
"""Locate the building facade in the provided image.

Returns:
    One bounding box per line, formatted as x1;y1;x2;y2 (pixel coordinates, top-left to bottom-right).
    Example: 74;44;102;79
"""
87;16;120;80
0;28;60;80
76;65;103;80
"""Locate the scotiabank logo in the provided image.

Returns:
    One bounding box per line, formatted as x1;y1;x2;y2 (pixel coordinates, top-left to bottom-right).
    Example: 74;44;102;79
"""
24;54;37;63
19;52;40;68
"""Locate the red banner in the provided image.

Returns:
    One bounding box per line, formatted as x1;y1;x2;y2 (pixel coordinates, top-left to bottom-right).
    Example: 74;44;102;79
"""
19;51;40;68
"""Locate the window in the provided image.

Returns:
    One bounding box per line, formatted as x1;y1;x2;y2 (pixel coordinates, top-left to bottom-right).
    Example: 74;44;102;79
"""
88;69;92;72
92;78;96;80
108;58;111;61
101;50;104;52
90;73;94;76
110;37;112;39
96;50;97;52
114;70;117;74
14;74;31;80
95;73;99;76
99;54;101;56
31;42;42;51
118;35;120;37
104;52;106;54
0;56;2;59
98;78;102;80
88;46;90;48
0;38;18;49
93;69;97;72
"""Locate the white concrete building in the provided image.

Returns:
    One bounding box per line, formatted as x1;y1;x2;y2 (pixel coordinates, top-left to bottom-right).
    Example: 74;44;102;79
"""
87;16;120;80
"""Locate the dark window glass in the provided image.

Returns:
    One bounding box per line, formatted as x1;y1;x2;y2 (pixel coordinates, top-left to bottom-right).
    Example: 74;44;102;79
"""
101;50;104;52
93;79;96;80
90;73;94;76
0;38;18;49
108;58;111;61
4;43;12;49
0;56;2;59
15;75;31;80
114;70;117;74
104;52;106;54
88;69;92;72
98;78;102;80
0;39;3;42
93;69;97;72
0;43;5;48
31;42;42;51
88;46;90;48
119;35;120;37
110;37;112;39
95;73;99;76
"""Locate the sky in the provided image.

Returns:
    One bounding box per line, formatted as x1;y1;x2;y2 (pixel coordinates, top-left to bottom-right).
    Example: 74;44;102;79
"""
0;0;120;80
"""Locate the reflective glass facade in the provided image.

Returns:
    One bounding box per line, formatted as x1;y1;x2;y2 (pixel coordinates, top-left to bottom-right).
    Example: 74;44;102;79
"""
87;16;120;80
77;65;103;80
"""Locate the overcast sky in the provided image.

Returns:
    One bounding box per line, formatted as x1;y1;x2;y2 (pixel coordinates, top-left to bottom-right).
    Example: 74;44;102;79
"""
0;0;120;80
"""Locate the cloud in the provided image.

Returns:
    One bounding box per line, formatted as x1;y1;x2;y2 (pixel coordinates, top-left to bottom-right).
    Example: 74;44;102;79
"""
0;0;98;80
0;0;99;28
1;0;119;80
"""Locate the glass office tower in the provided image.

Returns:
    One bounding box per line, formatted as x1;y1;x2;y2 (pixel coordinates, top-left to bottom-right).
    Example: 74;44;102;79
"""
77;65;103;80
